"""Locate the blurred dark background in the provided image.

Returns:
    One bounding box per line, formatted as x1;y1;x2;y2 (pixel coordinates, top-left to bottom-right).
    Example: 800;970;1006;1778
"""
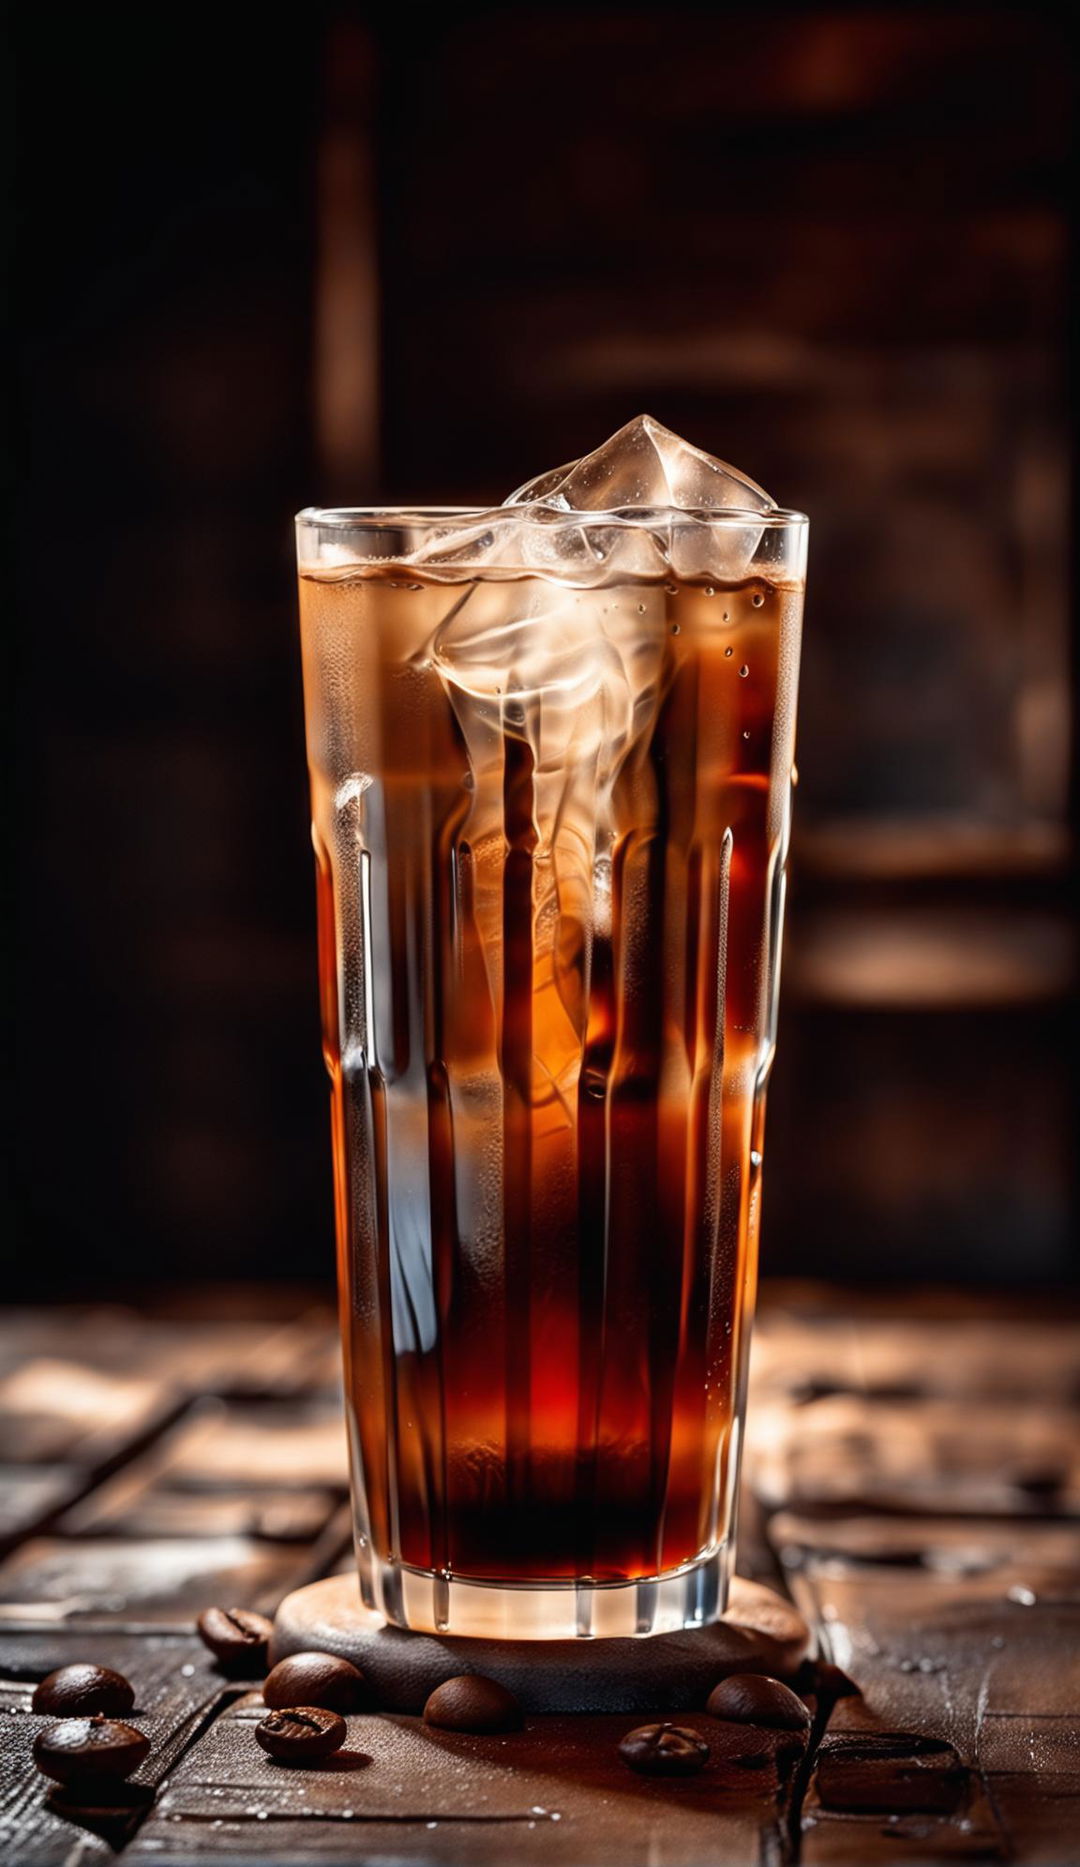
12;4;1075;1294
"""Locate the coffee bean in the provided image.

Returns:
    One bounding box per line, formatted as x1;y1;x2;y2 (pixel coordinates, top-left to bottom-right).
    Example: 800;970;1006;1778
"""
618;1723;710;1777
423;1675;523;1734
33;1716;150;1785
706;1673;811;1731
255;1706;347;1763
263;1653;367;1713
32;1665;135;1717
196;1607;272;1668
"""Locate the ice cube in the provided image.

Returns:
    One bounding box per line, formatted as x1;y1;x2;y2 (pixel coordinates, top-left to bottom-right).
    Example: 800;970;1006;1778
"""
430;580;663;836
402;417;775;584
431;582;632;724
403;507;667;589
506;413;775;514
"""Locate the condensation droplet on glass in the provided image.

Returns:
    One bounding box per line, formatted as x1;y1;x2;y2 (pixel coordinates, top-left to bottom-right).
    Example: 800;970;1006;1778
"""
705;585;715;597
724;646;733;659
671;622;680;635
637;603;647;615
664;582;677;596
739;665;749;678
752;591;765;608
1007;1584;1037;1606
722;610;730;623
742;730;751;741
750;1150;762;1168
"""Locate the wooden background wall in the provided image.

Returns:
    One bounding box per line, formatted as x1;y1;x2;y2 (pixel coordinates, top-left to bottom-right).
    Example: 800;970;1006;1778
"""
13;3;1073;1291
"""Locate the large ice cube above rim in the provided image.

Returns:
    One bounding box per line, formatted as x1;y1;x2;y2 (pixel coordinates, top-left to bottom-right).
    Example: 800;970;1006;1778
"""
506;413;776;514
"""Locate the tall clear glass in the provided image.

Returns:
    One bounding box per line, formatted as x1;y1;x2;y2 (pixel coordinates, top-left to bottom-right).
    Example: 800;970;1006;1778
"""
297;503;807;1637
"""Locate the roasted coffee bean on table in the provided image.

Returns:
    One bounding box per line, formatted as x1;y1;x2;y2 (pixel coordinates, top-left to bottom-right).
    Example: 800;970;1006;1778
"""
255;1707;347;1763
32;1664;135;1717
33;1716;150;1786
618;1723;710;1777
196;1606;273;1667
263;1652;367;1713
423;1674;524;1734
705;1673;812;1730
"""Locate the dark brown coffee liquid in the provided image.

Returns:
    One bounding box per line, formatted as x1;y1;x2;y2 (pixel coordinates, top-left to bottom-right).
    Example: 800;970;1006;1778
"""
301;569;799;1588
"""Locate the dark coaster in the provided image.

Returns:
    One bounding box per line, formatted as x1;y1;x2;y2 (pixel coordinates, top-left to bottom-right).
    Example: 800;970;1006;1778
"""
270;1574;812;1714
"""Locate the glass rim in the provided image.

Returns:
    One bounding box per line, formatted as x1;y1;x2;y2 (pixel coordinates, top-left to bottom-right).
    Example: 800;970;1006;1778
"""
296;503;809;530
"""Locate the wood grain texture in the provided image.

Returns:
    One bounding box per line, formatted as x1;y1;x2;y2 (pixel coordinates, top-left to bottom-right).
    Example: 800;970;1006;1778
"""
778;1514;1080;1862
0;1635;233;1864
0;1536;314;1628
129;1696;797;1865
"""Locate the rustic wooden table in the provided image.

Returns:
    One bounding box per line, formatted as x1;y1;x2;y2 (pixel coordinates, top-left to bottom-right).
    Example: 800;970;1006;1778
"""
1;1285;1077;1864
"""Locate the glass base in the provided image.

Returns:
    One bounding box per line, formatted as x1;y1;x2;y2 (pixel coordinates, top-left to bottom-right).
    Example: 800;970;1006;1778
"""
358;1542;733;1640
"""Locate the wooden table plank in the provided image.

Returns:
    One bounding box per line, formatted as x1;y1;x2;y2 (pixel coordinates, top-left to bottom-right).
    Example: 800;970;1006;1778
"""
0;1359;179;1470
56;1399;348;1543
0;1468;82;1547
0;1308;338;1402
155;1403;349;1491
0;1634;233;1866
0;1536;314;1627
750;1307;1080;1406
746;1304;1080;1527
129;1695;799;1865
62;1484;342;1544
776;1513;1080;1862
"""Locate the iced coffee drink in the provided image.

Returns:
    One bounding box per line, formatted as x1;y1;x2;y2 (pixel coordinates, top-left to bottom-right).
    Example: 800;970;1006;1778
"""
297;417;807;1636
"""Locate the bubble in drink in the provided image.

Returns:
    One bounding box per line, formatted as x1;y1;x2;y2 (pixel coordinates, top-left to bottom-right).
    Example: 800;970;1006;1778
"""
297;420;807;1637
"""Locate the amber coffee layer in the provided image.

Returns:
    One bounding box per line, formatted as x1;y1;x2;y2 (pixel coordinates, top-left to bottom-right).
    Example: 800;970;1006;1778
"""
301;572;800;1604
